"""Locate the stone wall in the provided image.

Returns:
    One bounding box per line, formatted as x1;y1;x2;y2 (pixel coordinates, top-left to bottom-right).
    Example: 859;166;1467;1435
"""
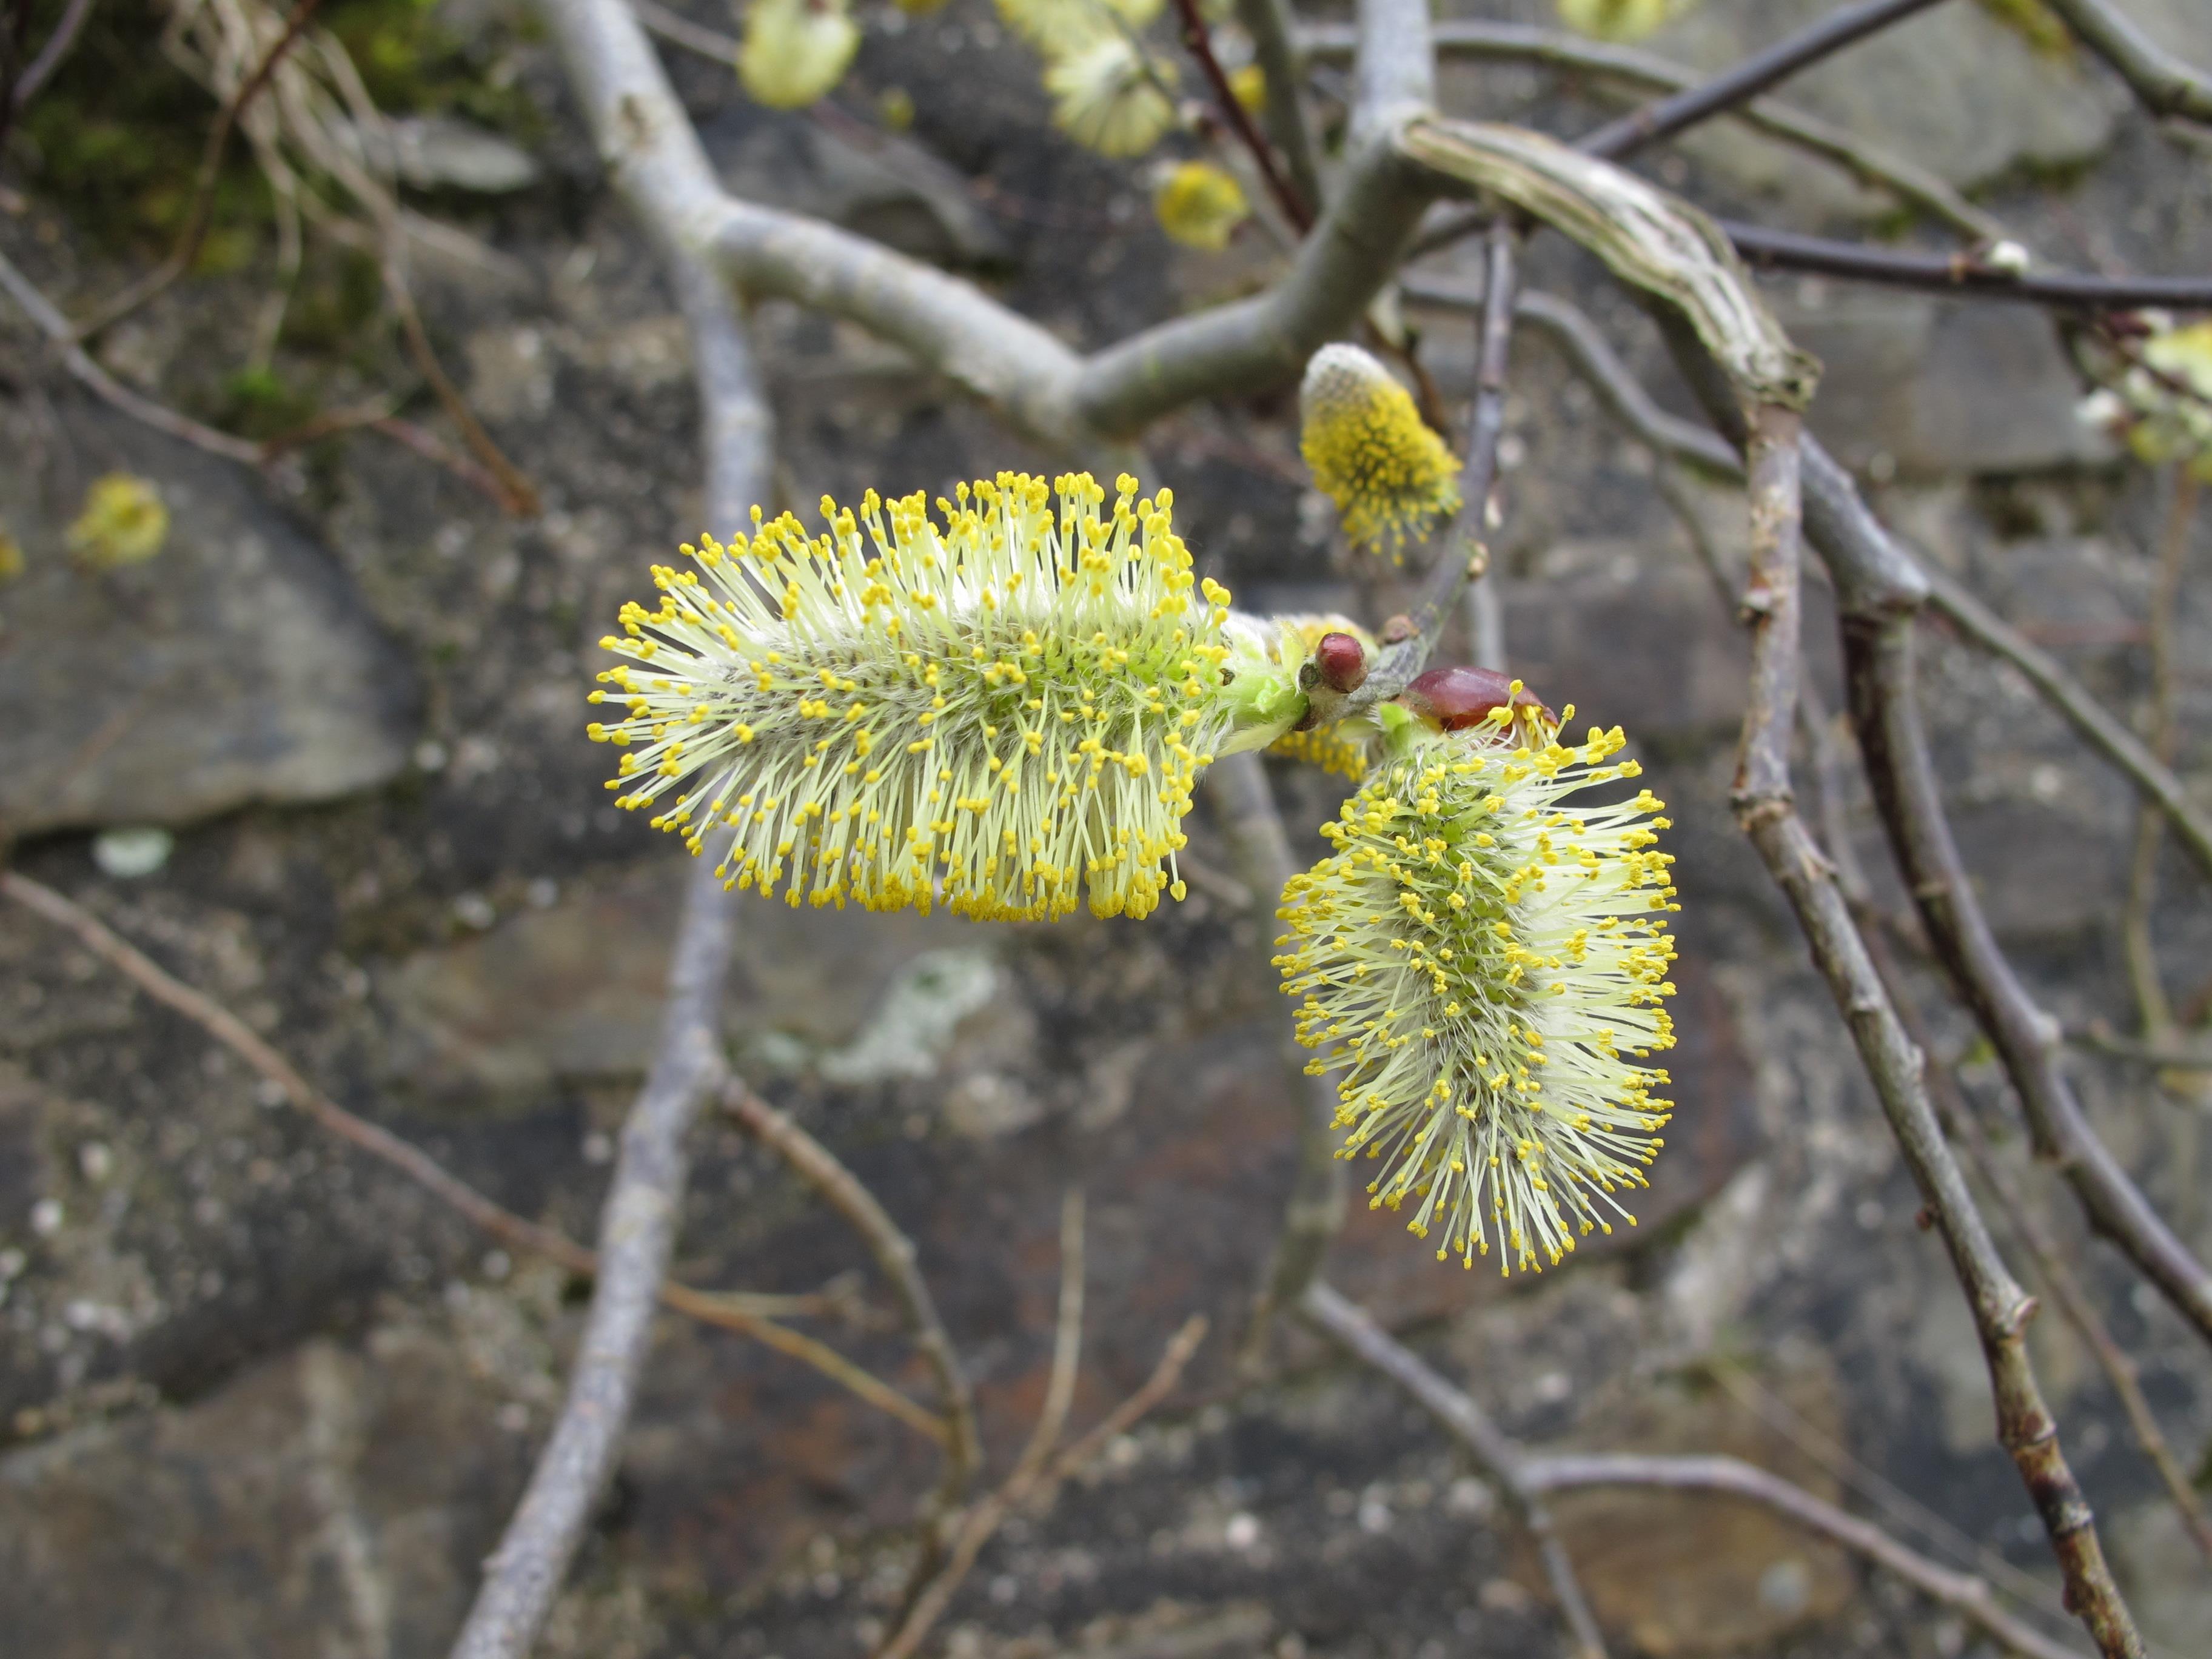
2;2;2210;1655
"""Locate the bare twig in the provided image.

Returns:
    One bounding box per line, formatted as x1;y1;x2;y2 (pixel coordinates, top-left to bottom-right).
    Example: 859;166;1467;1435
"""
2042;0;2212;124
1842;612;2212;1352
1656;285;2212;1364
447;223;766;1653
11;0;93;108
1918;557;2212;886
75;0;326;341
2072;1024;2212;1071
1333;222;1522;718
874;1315;1209;1659
0;247;264;463
1949;1096;2212;1570
1576;0;1951;160
1719;397;2142;1658
448;851;736;1659
722;1084;982;1495
1306;19;2001;241
2120;467;2196;1039
381;252;541;518
1232;0;1322;213
1301;1281;1610;1659
1723;221;2212;311
1518;1456;2083;1659
1170;0;1310;232
0;868;941;1440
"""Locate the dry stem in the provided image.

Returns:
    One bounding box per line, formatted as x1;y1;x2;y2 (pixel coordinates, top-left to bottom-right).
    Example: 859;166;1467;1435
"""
0;868;943;1441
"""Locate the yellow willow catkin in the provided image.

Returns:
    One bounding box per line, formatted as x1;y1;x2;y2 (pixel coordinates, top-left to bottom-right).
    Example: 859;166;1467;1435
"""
1298;344;1463;561
588;472;1270;922
1274;713;1678;1273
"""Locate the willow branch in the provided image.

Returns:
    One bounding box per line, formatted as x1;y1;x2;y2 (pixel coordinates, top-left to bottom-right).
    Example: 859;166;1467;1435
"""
1301;1282;1610;1659
1307;19;2000;241
0;868;939;1440
1330;222;1524;720
447;849;738;1659
1723;401;2142;1659
1347;0;1432;144
1949;1096;2212;1570
1577;0;1951;159
1171;0;1310;232
1723;221;2212;311
1842;610;2212;1352
1520;1456;2081;1659
722;1084;982;1497
1233;0;1323;212
449;226;770;1655
2042;0;2212;124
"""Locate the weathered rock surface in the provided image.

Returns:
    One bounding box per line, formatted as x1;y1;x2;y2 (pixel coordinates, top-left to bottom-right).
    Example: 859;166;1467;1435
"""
0;406;417;836
2;1;2210;1655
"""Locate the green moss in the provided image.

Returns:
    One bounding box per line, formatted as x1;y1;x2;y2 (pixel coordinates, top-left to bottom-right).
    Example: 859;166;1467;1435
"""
18;0;537;257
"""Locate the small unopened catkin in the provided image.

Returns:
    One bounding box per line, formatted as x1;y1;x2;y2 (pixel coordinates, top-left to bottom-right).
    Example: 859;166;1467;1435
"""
1299;344;1463;561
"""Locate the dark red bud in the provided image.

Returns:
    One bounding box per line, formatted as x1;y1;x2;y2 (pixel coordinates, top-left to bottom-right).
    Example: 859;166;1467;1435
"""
1397;666;1555;733
1314;632;1367;694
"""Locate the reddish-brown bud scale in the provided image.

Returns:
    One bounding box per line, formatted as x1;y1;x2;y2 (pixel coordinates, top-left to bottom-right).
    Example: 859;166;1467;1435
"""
1314;632;1367;694
1396;665;1555;732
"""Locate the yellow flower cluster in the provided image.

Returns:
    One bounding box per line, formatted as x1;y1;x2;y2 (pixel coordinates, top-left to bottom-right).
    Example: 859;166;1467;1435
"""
1557;0;1683;45
67;474;169;569
589;472;1247;922
1299;344;1463;561
998;0;1179;158
2079;319;2212;482
1275;714;1678;1274
740;0;860;110
1153;160;1250;252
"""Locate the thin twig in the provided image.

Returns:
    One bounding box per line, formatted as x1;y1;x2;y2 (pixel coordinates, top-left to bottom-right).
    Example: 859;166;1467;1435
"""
2072;1024;2212;1071
381;252;541;517
1577;0;1951;160
2042;0;2212;124
1723;221;2212;311
0;868;942;1441
1949;1094;2212;1571
75;0;327;341
0;247;264;463
874;1315;1208;1659
1842;611;2212;1352
2120;467;2196;1040
1334;223;1521;719
722;1083;982;1495
1169;0;1309;233
1518;1456;2083;1659
447;851;736;1659
1300;1282;1610;1659
1232;0;1322;213
10;0;93;108
1305;19;2000;242
1722;398;2142;1659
